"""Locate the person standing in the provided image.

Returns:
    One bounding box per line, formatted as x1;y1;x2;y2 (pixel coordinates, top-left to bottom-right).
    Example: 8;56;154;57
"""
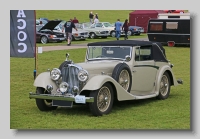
115;19;122;40
89;11;94;23
93;16;99;24
63;19;78;46
122;19;129;40
95;13;98;19
72;17;79;23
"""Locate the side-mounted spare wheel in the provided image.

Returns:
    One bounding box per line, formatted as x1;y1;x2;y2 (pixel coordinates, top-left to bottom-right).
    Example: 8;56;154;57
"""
35;87;57;111
157;72;171;100
112;63;132;92
89;83;114;116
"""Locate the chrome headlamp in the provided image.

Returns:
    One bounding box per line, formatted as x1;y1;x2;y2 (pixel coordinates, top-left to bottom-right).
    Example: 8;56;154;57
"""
78;69;89;82
59;82;69;93
50;68;61;81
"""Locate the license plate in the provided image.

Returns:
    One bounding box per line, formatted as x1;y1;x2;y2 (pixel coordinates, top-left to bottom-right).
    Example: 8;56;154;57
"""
75;95;86;103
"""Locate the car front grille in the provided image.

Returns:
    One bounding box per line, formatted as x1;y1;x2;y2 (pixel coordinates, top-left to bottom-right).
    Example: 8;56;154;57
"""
80;32;88;35
61;64;83;94
56;34;64;37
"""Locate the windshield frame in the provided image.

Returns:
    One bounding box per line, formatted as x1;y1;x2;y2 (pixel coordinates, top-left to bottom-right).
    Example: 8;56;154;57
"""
86;45;132;61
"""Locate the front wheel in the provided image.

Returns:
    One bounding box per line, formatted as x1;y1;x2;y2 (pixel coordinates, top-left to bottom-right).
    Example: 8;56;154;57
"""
35;87;57;111
89;32;96;39
40;36;48;44
89;83;114;116
157;72;171;100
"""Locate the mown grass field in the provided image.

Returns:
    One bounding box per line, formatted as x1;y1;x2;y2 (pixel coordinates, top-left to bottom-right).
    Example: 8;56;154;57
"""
10;46;190;129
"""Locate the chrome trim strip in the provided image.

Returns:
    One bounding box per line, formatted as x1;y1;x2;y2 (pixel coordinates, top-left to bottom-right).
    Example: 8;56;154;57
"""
147;33;190;35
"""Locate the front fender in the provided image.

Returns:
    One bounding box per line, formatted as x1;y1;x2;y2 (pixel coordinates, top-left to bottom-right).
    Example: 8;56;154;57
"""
34;72;57;93
82;75;136;101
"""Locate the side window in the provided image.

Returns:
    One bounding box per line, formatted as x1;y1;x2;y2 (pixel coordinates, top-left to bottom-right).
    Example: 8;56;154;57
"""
166;22;178;29
149;22;163;31
135;46;152;61
95;23;102;27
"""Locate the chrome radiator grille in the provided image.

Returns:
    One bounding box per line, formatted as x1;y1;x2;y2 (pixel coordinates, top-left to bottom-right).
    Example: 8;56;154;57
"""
61;64;81;94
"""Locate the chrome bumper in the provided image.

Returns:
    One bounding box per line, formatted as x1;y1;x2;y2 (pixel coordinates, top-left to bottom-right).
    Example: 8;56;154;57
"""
29;92;94;103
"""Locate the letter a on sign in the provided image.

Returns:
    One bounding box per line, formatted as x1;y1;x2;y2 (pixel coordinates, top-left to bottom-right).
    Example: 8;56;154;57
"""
10;10;35;58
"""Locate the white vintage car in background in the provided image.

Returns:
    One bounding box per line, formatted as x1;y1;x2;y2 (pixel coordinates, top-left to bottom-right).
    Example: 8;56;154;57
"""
91;22;132;37
75;22;110;39
29;40;183;116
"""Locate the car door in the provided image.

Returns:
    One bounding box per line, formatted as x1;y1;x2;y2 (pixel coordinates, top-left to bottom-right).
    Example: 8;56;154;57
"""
131;46;157;96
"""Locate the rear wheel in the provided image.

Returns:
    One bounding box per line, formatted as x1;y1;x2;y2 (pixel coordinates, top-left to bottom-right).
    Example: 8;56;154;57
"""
110;31;116;37
35;87;57;111
157;72;171;100
89;83;114;116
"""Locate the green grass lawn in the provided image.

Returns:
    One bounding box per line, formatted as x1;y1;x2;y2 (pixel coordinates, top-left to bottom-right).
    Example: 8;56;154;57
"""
10;46;190;129
36;10;133;23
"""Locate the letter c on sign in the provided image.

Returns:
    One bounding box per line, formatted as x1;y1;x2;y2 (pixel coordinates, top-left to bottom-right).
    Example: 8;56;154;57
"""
17;31;27;41
17;19;26;29
18;43;27;53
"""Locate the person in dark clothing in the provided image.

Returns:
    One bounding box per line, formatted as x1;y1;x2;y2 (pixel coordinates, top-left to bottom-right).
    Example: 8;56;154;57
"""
72;17;79;23
63;19;78;46
89;11;94;23
122;19;129;40
95;13;98;19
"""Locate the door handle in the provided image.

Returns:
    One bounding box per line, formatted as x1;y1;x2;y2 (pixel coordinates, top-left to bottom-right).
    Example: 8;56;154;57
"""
132;70;137;72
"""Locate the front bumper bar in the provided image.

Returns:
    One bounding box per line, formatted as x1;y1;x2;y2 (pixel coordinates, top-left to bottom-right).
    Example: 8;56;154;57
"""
29;92;94;103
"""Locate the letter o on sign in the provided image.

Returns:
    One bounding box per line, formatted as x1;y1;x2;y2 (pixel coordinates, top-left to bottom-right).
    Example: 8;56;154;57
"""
17;31;27;41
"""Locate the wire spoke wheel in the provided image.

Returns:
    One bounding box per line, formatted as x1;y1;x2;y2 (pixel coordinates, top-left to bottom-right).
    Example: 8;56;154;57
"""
118;70;130;91
157;72;171;100
97;86;111;112
89;83;114;116
159;75;169;96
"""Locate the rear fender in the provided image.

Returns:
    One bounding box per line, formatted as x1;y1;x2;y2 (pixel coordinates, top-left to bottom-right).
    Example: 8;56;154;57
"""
155;65;179;94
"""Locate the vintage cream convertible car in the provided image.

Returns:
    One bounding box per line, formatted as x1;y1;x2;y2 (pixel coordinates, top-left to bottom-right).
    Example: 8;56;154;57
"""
29;40;183;116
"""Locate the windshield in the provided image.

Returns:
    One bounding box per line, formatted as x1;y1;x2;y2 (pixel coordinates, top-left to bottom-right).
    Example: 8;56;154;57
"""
87;46;132;60
36;25;43;31
103;22;113;27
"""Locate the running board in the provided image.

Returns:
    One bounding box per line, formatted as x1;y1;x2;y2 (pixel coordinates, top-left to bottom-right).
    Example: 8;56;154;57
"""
132;93;157;100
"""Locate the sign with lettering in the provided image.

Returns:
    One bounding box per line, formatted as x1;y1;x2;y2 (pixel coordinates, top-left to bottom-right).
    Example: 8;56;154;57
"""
10;10;35;58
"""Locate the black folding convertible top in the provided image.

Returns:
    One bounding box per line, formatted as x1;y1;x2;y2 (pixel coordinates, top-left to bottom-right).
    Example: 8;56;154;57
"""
88;40;168;62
